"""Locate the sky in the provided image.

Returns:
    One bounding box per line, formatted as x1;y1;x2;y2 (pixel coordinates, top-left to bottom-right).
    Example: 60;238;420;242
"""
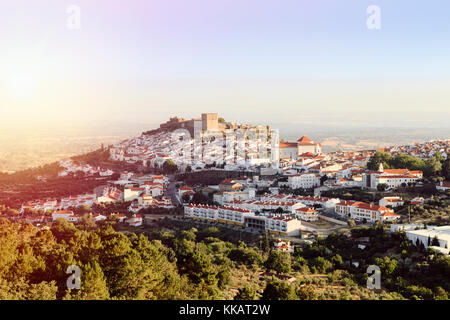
0;0;449;132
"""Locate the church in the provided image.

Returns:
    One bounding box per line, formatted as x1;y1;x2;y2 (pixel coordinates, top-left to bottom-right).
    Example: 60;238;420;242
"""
279;136;322;160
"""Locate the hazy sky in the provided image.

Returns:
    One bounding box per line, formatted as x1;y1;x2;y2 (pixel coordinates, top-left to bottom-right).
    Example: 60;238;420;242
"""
0;0;449;131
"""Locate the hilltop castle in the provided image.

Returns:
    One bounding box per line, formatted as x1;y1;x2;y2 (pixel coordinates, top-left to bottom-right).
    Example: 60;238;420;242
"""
158;113;270;138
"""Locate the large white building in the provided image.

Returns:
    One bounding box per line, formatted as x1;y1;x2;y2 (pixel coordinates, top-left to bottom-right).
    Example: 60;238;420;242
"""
258;194;340;209
288;173;321;190
362;164;422;190
226;200;305;214
335;201;400;223
184;204;302;236
265;216;302;236
279;136;322;160
297;136;322;155
402;225;450;251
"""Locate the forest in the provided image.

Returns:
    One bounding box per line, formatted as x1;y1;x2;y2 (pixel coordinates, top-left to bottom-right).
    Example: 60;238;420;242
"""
1;217;448;300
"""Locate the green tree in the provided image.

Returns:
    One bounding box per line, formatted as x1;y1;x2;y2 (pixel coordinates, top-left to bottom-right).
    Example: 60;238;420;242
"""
163;159;178;174
66;261;110;300
296;285;317;300
265;251;291;274
262;278;297;300
234;286;257;300
309;257;333;273
367;151;392;171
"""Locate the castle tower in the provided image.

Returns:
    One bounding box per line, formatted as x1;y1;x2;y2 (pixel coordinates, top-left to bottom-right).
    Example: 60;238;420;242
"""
201;113;219;131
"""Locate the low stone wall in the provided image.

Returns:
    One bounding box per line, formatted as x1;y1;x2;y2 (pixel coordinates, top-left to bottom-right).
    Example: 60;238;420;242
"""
318;214;348;226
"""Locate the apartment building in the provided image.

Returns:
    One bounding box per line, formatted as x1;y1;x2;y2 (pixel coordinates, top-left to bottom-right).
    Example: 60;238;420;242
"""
288;173;321;189
335;201;400;223
265;216;302;236
184;204;302;236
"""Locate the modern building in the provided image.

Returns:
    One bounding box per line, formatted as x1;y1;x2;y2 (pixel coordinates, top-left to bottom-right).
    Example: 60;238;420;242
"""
404;225;450;251
184;204;302;236
265;216;302;236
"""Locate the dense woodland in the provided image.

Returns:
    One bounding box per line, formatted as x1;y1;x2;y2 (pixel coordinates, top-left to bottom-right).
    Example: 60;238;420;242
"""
0;217;448;300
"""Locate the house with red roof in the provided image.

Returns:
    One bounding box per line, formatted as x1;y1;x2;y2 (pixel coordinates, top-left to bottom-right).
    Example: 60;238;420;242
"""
437;181;450;192
335;201;400;223
127;214;143;227
379;196;404;208
52;210;74;221
295;207;319;222
272;239;295;253
279;136;322;160
362;163;422;190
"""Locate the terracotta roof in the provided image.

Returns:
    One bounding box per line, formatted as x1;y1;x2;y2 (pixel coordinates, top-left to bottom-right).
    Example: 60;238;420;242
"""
297;136;313;143
280;142;298;148
383;169;409;174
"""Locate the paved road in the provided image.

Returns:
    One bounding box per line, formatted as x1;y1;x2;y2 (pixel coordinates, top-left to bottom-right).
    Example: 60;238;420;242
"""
167;174;181;206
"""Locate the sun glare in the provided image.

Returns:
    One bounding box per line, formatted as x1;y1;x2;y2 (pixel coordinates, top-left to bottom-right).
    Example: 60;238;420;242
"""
5;73;37;101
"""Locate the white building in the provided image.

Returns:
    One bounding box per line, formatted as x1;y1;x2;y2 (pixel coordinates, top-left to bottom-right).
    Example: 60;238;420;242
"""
295;207;319;222
213;189;256;205
272;239;294;253
404;225;450;251
124;187;145;202
184;204;219;221
362;164;423;190
436;181;450;192
265;216;302;237
288;173;321;190
127;214;143;227
52;210;74;221
97;187;122;203
335;201;400;223
184;204;302;236
379;196;404;208
217;206;255;226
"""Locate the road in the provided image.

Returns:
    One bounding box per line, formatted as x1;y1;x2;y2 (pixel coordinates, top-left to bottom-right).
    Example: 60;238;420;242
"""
167;174;181;206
